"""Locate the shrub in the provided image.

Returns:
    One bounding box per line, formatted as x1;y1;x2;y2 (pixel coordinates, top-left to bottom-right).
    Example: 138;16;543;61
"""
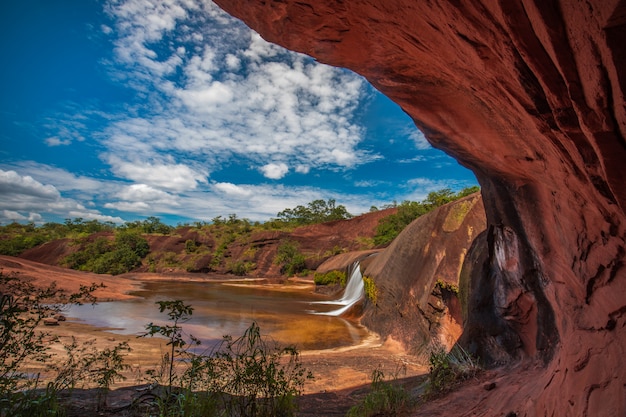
313;270;346;286
0;272;109;416
374;187;480;246
62;231;149;275
363;276;378;305
347;367;411;417
426;345;479;396
274;240;307;276
141;300;198;396
434;279;459;295
141;300;313;417
205;322;313;417
231;261;256;276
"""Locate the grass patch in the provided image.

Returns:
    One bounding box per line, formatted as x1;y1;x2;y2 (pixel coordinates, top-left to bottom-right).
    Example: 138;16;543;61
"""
347;367;412;417
425;345;480;397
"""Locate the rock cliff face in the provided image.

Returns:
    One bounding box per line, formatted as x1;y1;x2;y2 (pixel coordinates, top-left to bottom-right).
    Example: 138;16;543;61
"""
214;1;626;415
361;193;486;357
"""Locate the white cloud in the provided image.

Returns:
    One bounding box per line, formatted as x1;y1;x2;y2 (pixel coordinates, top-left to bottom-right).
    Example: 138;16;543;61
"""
45;136;72;146
66;211;125;223
0;169;61;200
104;201;151;211
117;183;178;203
213;182;253;198
295;165;310;174
99;0;374;188
106;156;208;191
408;129;432;150
0;168;125;224
260;163;289;180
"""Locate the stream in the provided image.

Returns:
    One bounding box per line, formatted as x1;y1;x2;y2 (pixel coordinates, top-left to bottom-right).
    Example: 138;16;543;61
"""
68;274;367;351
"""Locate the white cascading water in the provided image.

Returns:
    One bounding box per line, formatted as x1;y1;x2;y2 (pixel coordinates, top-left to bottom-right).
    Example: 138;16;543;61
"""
315;261;365;316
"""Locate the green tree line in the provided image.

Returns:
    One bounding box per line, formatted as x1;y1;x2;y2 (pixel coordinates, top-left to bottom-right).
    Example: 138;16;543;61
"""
0;189;479;275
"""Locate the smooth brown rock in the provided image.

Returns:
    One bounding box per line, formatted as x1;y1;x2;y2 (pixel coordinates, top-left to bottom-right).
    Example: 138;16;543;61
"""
43;317;59;326
362;193;486;357
214;1;626;415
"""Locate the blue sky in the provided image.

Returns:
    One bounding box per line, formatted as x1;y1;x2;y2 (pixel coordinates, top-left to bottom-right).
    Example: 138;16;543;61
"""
0;0;477;226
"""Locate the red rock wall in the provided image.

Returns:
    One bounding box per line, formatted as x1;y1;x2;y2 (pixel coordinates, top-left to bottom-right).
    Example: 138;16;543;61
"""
215;1;626;415
361;193;486;357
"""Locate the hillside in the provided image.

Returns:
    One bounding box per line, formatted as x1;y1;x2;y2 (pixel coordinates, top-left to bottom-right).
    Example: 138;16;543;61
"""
17;208;396;278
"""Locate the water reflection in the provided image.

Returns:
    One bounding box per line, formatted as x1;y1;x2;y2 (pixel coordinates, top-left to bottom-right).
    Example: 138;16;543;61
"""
69;280;367;351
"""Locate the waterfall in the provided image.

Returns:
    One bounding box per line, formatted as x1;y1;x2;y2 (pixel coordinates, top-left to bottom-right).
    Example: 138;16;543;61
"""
315;261;365;316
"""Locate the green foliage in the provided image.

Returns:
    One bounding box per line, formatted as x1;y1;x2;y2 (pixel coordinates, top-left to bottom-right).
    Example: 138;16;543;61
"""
347;367;411;417
203;322;313;417
90;341;132;409
141;302;312;417
363;276;378;305
142;300;199;395
275;199;352;226
273;240;307;276
434;279;459;295
455;185;480;198
231;261;256;276
0;272;114;416
374;187;480;246
63;230;150;275
185;239;199;254
120;216;173;235
0;219;115;256
314;270;347;286
426;345;479;397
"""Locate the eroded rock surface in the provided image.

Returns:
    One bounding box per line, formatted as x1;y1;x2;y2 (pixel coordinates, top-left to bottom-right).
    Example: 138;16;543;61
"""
361;193;486;357
214;1;626;415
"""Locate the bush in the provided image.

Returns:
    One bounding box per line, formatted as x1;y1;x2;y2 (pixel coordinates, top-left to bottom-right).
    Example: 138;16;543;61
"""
313;270;346;286
141;300;313;417
363;276;378;305
62;231;149;275
426;345;479;396
374;187;480;246
0;272;118;416
274;240;307;276
347;367;411;417
231;261;256;276
275;199;352;226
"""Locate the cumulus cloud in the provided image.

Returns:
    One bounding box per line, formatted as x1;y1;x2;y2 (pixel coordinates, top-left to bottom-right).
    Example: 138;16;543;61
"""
106;156;208;191
213;182;253;198
117;183;176;202
100;0;374;189
0;168;124;224
260;163;289;180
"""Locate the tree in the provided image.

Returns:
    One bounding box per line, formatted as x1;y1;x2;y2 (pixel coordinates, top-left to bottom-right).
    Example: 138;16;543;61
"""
275;199;352;225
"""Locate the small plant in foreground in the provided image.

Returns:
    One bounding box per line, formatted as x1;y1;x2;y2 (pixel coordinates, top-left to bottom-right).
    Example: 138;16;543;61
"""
347;366;411;417
426;345;479;396
0;271;105;416
141;301;313;417
142;300;199;397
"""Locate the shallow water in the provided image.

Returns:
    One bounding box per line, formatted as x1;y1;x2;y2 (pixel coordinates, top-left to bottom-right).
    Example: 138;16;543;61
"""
68;280;368;351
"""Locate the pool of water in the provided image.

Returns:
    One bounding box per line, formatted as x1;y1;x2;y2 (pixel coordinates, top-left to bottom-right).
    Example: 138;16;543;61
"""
68;280;368;351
